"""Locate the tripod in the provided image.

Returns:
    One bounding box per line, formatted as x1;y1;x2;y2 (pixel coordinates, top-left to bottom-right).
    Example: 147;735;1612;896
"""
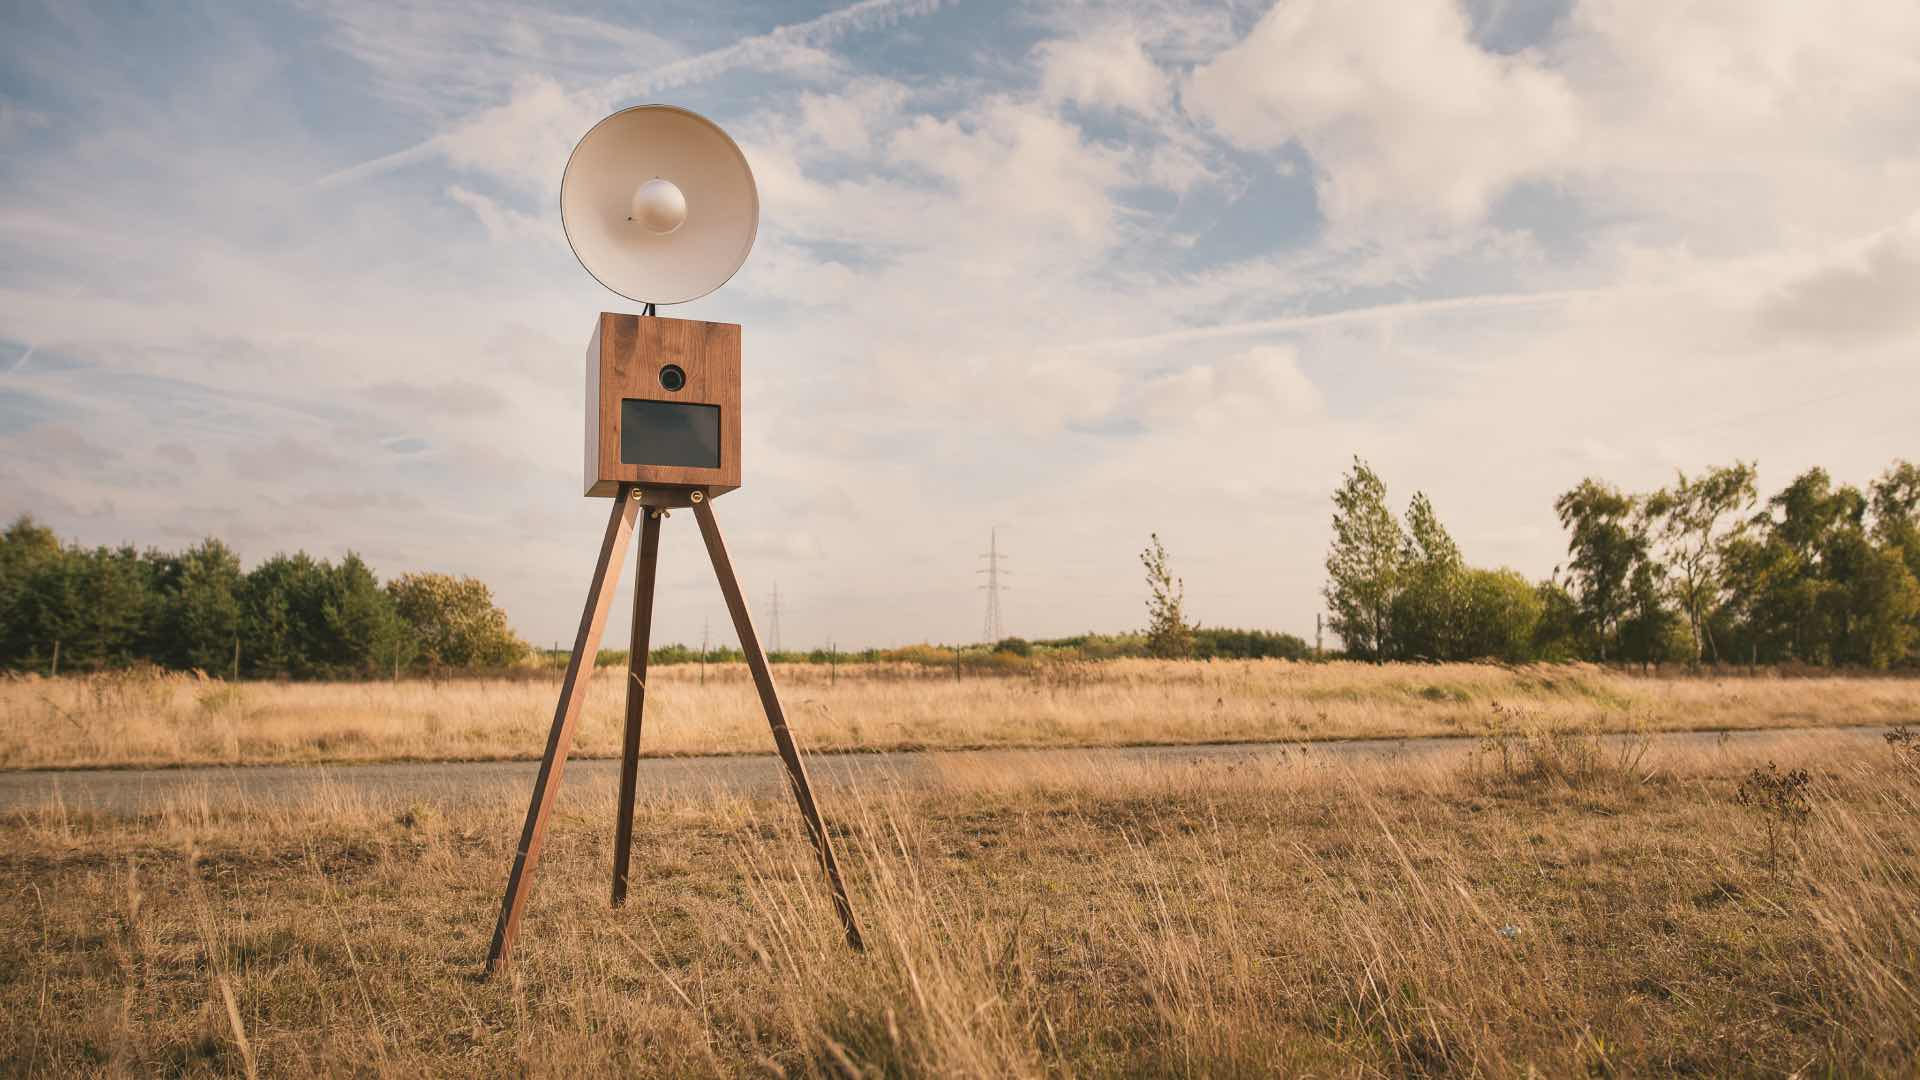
485;484;862;973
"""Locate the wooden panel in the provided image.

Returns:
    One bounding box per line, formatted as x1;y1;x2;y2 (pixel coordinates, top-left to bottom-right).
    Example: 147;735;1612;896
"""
585;312;742;497
583;318;603;497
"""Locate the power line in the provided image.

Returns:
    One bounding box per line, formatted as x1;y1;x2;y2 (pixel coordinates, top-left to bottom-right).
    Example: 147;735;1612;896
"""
978;526;1010;642
769;582;783;654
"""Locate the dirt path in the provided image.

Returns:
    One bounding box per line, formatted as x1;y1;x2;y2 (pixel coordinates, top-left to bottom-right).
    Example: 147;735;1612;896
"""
1;725;1892;817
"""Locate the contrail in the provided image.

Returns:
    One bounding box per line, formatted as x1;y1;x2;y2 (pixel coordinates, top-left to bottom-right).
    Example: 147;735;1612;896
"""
1070;287;1610;353
315;141;445;191
600;0;947;102
316;0;953;190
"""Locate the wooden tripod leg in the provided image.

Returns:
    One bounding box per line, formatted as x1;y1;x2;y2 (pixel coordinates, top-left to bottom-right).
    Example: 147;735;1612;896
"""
691;496;864;951
487;486;642;974
612;508;662;907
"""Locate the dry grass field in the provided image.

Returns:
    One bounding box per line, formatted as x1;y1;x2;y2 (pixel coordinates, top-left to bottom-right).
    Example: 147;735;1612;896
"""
1;727;1916;1076
5;660;1918;770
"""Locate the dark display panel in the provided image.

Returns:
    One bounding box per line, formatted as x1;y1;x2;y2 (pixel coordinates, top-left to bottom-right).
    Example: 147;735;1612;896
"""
619;399;722;469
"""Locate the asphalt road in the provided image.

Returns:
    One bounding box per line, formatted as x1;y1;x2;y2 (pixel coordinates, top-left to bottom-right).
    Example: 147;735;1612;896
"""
0;726;1888;817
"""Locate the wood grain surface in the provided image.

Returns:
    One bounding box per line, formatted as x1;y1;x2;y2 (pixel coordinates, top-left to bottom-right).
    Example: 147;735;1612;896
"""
585;313;742;497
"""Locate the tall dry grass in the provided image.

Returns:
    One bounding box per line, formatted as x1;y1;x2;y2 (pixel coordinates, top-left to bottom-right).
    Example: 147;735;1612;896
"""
4;660;1917;770
1;727;1915;1074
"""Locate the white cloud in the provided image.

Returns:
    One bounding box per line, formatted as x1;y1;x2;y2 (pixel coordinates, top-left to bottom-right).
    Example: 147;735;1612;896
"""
1550;0;1920;246
1143;133;1216;195
1127;345;1322;430
885;99;1134;250
1036;27;1170;116
1754;216;1920;346
435;76;606;198
1184;0;1578;228
446;184;552;246
793;80;911;156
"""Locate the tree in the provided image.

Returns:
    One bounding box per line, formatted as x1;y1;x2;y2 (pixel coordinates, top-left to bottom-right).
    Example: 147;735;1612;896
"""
1618;554;1688;668
1718;467;1918;667
8;544;153;671
1757;469;1863;664
317;554;412;677
1139;533;1194;659
1391;491;1466;660
1872;460;1920;582
0;516;62;668
1325;457;1405;661
387;572;527;670
1643;462;1757;664
0;516;59;588
0;517;524;677
1553;479;1646;660
1456;568;1543;662
1870;460;1920;668
1532;578;1582;660
1842;546;1919;668
1721;527;1803;664
241;553;327;677
147;539;244;672
232;552;411;678
1191;627;1310;660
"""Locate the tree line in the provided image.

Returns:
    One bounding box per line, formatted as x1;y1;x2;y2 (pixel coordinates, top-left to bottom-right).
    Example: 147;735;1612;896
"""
14;448;1917;679
579;627;1311;671
1323;457;1920;669
0;516;527;678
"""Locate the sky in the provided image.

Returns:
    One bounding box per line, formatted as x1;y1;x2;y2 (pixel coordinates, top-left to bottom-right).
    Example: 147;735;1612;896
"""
2;0;1918;653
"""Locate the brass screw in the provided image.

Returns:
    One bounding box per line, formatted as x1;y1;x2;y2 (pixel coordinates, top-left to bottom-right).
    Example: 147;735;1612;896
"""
630;488;644;500
690;491;705;504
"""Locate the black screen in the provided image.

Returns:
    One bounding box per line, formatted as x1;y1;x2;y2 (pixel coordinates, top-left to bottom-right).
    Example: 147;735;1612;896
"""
619;399;721;469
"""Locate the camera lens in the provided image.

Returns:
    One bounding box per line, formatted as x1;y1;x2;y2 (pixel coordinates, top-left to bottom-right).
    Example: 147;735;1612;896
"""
659;364;686;392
